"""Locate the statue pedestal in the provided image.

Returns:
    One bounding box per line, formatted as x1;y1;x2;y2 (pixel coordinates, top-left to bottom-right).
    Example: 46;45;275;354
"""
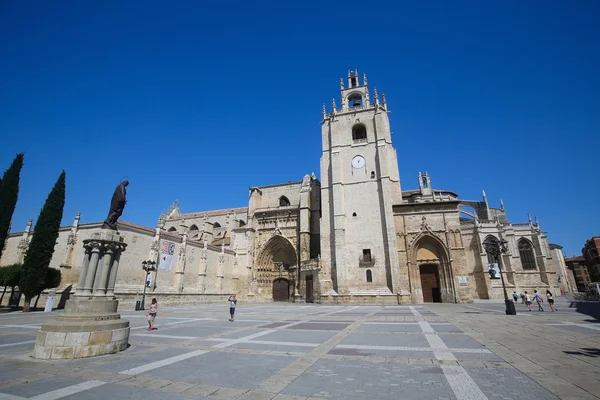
33;231;130;360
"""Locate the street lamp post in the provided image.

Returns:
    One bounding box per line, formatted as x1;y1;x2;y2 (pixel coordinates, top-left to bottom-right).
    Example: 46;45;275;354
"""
141;260;157;310
483;239;517;315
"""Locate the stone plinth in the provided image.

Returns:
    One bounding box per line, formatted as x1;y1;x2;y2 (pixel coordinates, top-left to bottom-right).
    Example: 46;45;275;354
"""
33;231;129;360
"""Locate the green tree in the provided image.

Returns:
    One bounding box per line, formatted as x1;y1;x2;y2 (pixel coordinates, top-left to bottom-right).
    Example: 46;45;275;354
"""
0;154;24;260
33;268;62;310
20;171;66;312
0;263;22;306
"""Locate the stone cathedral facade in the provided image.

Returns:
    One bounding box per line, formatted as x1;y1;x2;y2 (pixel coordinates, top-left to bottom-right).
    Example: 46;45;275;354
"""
0;71;565;306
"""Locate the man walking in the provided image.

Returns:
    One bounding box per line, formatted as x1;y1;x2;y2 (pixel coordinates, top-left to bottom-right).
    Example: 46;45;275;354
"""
533;290;544;311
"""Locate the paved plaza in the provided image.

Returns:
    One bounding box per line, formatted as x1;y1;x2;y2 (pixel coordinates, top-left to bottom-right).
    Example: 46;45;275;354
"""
0;297;599;400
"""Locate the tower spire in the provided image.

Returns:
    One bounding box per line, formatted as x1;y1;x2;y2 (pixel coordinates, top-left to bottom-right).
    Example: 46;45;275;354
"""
374;86;379;105
322;103;326;119
500;198;505;211
363;73;367;86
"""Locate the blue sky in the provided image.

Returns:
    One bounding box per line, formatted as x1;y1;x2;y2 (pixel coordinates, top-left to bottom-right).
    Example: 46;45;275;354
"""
0;1;598;256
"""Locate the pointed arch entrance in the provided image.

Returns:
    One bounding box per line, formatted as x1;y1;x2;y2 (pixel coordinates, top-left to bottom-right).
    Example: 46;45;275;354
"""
256;234;297;302
410;234;454;303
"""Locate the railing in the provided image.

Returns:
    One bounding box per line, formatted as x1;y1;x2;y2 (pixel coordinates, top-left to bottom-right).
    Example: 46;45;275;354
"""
359;255;375;267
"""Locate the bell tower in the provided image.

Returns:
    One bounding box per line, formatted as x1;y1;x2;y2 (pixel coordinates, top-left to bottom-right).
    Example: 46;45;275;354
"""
319;70;402;296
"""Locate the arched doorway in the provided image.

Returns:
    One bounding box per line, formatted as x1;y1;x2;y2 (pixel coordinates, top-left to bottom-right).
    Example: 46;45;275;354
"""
420;264;441;303
410;234;453;303
273;278;289;302
255;234;297;301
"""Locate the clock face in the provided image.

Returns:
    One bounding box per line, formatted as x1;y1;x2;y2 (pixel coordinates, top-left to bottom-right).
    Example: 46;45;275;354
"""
352;155;365;169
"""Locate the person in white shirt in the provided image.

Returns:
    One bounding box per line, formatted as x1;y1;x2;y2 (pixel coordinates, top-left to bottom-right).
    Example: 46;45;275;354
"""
533;290;544;311
228;294;237;322
524;291;532;311
546;290;557;312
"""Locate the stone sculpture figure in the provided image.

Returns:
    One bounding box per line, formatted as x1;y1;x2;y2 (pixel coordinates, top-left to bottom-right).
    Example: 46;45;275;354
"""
102;180;129;230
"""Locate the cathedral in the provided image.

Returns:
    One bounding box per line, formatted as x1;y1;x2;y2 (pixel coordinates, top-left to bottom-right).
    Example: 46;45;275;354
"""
0;71;566;306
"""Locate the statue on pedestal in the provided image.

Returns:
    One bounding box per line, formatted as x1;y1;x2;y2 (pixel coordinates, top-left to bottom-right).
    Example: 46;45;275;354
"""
102;180;129;230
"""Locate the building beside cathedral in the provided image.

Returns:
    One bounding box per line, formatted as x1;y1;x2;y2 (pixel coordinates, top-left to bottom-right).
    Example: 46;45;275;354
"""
0;71;565;306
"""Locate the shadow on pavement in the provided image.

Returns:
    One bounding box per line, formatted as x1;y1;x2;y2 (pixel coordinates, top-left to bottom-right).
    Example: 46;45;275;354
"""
569;301;600;321
564;347;600;358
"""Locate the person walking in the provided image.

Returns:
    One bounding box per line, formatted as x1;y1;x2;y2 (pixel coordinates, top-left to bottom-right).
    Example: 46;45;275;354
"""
228;294;237;322
512;291;518;302
524;291;532;311
533;290;544;311
147;298;158;331
520;291;525;304
546;290;558;312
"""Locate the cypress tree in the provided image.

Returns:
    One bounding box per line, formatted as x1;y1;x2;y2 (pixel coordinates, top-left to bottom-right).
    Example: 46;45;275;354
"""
20;171;66;312
0;154;24;260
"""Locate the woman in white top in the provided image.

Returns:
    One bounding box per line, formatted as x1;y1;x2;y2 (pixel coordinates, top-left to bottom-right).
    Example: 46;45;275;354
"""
524;291;532;311
546;291;557;312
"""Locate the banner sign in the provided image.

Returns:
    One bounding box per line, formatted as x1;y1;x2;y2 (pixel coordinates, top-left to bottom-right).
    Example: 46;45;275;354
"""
159;241;176;271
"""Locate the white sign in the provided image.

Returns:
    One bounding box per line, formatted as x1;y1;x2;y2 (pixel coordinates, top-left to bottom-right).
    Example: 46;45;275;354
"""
159;241;175;271
458;276;468;287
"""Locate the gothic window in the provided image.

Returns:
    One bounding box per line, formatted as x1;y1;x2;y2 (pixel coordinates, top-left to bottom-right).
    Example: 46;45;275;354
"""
518;238;537;270
279;196;291;207
168;227;177;233
189;224;200;239
352;124;367;142
213;222;221;228
352;212;357;217
366;269;373;282
483;235;499;264
238;220;246;227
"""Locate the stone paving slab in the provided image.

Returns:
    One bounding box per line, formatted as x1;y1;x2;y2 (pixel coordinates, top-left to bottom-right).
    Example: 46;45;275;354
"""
62;382;205;400
0;300;597;400
1;375;87;398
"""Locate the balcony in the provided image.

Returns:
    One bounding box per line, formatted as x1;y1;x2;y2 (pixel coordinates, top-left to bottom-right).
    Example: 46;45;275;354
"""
359;255;375;267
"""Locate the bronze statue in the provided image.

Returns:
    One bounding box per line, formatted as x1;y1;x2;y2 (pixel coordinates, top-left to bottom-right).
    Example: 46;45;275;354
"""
102;180;129;230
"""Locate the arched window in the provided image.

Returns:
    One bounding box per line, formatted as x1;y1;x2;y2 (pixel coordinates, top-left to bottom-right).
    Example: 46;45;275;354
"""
518;238;537;270
483;236;500;264
238;220;246;227
168;227;177;233
213;222;221;228
370;171;375;179
366;269;373;283
279;196;290;207
189;224;199;239
352;124;367;142
352;212;357;217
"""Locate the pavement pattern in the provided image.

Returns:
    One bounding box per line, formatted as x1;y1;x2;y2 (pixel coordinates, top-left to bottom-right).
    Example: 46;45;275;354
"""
0;296;598;400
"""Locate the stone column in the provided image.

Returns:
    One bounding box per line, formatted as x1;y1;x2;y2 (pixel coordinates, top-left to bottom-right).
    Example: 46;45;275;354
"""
76;249;92;295
82;245;101;296
94;246;114;296
106;252;121;297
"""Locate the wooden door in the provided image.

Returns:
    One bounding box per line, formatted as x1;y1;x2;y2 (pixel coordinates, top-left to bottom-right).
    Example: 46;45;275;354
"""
420;265;439;303
273;278;289;302
305;276;314;303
